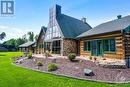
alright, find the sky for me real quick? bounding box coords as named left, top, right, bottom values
left=0, top=0, right=130, bottom=42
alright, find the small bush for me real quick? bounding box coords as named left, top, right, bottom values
left=48, top=63, right=58, bottom=71
left=68, top=53, right=76, bottom=61
left=28, top=52, right=32, bottom=59
left=37, top=61, right=43, bottom=66
left=89, top=56, right=92, bottom=60
left=45, top=50, right=50, bottom=58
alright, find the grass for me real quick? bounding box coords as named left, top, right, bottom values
left=0, top=52, right=130, bottom=87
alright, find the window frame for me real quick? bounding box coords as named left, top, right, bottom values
left=104, top=39, right=116, bottom=53
left=84, top=41, right=91, bottom=52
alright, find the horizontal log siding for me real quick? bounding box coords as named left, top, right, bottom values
left=124, top=32, right=130, bottom=58
left=80, top=31, right=125, bottom=59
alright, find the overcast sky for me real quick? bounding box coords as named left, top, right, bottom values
left=0, top=0, right=130, bottom=42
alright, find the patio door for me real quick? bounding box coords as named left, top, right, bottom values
left=92, top=40, right=103, bottom=56
left=92, top=41, right=97, bottom=56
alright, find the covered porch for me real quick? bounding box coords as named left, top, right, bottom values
left=19, top=41, right=36, bottom=53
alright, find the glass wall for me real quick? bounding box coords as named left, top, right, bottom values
left=45, top=26, right=61, bottom=40
left=45, top=7, right=61, bottom=41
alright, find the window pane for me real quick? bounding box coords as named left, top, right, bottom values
left=84, top=42, right=87, bottom=51
left=87, top=41, right=91, bottom=51
left=110, top=39, right=115, bottom=51
left=84, top=41, right=91, bottom=52
left=104, top=40, right=109, bottom=51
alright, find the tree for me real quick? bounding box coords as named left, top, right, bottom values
left=0, top=32, right=6, bottom=40
left=35, top=35, right=38, bottom=41
left=28, top=32, right=34, bottom=42
left=3, top=38, right=26, bottom=48
left=15, top=38, right=26, bottom=47
left=22, top=34, right=27, bottom=42
left=3, top=39, right=16, bottom=46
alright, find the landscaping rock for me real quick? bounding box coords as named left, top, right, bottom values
left=16, top=57, right=130, bottom=83
left=84, top=69, right=94, bottom=76
left=75, top=66, right=79, bottom=70
left=79, top=60, right=84, bottom=63
left=52, top=58, right=56, bottom=63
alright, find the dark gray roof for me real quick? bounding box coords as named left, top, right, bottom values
left=19, top=41, right=35, bottom=47
left=56, top=14, right=92, bottom=38
left=41, top=26, right=47, bottom=33
left=77, top=15, right=130, bottom=38
left=37, top=26, right=47, bottom=42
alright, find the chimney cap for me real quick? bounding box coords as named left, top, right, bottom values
left=81, top=17, right=86, bottom=23
left=117, top=15, right=122, bottom=19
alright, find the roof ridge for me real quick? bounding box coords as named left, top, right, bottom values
left=77, top=15, right=130, bottom=38
left=93, top=15, right=130, bottom=29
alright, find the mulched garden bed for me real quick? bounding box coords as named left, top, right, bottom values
left=14, top=57, right=130, bottom=83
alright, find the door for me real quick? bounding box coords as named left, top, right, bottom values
left=92, top=40, right=103, bottom=56
left=97, top=40, right=103, bottom=56
left=92, top=41, right=97, bottom=56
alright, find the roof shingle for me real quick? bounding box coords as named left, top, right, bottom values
left=77, top=15, right=130, bottom=38
left=56, top=14, right=92, bottom=38
left=19, top=41, right=35, bottom=47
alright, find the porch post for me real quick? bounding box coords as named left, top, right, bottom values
left=60, top=39, right=64, bottom=56
left=50, top=42, right=53, bottom=52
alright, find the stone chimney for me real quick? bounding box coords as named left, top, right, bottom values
left=81, top=17, right=87, bottom=23
left=117, top=15, right=122, bottom=19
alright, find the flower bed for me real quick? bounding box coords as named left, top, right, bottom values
left=14, top=56, right=130, bottom=83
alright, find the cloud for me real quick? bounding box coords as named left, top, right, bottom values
left=0, top=25, right=9, bottom=29
left=0, top=25, right=38, bottom=43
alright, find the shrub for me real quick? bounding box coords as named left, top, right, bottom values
left=37, top=61, right=43, bottom=66
left=45, top=50, right=52, bottom=58
left=24, top=52, right=28, bottom=57
left=45, top=50, right=49, bottom=58
left=68, top=53, right=76, bottom=61
left=28, top=52, right=32, bottom=59
left=48, top=63, right=58, bottom=71
left=89, top=56, right=92, bottom=60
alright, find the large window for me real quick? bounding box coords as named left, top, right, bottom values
left=52, top=40, right=61, bottom=54
left=104, top=39, right=116, bottom=52
left=84, top=41, right=91, bottom=52
left=45, top=26, right=61, bottom=40
left=46, top=8, right=61, bottom=41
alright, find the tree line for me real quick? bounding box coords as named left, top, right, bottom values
left=0, top=31, right=38, bottom=51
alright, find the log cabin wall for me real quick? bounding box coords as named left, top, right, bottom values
left=80, top=31, right=125, bottom=59
left=124, top=31, right=130, bottom=59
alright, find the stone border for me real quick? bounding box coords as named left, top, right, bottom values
left=10, top=57, right=130, bottom=84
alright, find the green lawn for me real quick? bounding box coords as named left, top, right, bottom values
left=0, top=52, right=130, bottom=87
